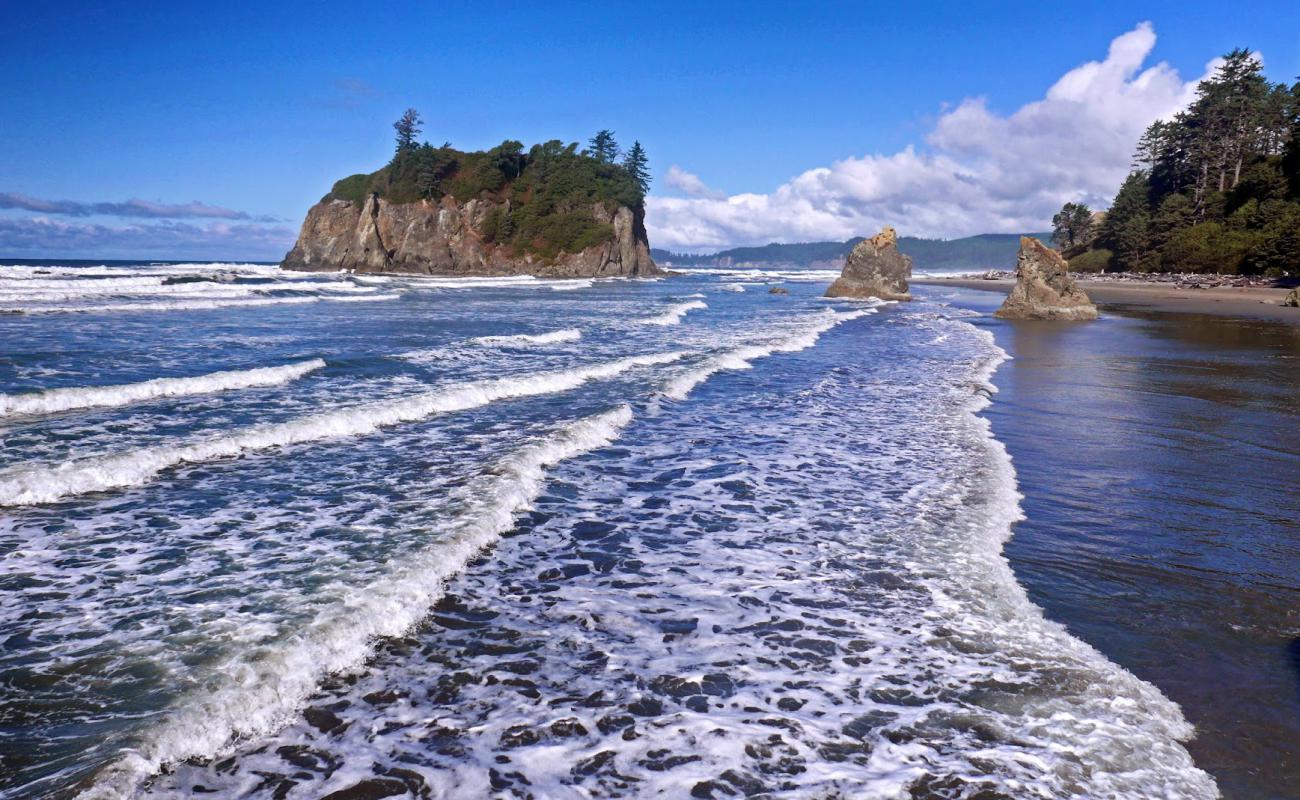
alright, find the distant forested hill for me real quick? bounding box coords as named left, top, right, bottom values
left=652, top=232, right=1050, bottom=272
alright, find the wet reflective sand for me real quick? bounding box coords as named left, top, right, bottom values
left=940, top=287, right=1300, bottom=799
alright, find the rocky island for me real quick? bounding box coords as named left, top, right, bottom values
left=283, top=115, right=658, bottom=278
left=995, top=237, right=1098, bottom=320
left=824, top=226, right=912, bottom=301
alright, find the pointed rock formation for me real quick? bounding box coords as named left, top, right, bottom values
left=824, top=226, right=911, bottom=301
left=995, top=237, right=1098, bottom=320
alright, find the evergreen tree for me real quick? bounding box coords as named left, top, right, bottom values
left=588, top=130, right=620, bottom=163
left=1099, top=172, right=1152, bottom=271
left=622, top=141, right=650, bottom=195
left=393, top=109, right=423, bottom=154
left=1051, top=202, right=1094, bottom=249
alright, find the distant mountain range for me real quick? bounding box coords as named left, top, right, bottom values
left=651, top=233, right=1052, bottom=272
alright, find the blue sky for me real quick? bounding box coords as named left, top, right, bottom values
left=2, top=1, right=1298, bottom=258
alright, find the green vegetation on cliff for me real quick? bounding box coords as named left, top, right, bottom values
left=1069, top=50, right=1300, bottom=275
left=325, top=114, right=650, bottom=260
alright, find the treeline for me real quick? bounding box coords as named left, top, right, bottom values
left=653, top=233, right=1051, bottom=271
left=326, top=110, right=651, bottom=260
left=1065, top=51, right=1300, bottom=275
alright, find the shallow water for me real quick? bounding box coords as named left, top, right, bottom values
left=939, top=287, right=1300, bottom=799
left=1, top=263, right=1219, bottom=798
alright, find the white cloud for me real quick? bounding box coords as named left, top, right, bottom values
left=647, top=22, right=1214, bottom=250
left=663, top=165, right=725, bottom=199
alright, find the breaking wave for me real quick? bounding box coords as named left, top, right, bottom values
left=641, top=299, right=707, bottom=326
left=0, top=359, right=326, bottom=418
left=1, top=293, right=400, bottom=315
left=662, top=308, right=874, bottom=400
left=470, top=329, right=583, bottom=347
left=79, top=406, right=636, bottom=800
left=0, top=351, right=683, bottom=506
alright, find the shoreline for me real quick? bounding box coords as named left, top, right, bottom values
left=917, top=276, right=1299, bottom=322
left=933, top=283, right=1300, bottom=798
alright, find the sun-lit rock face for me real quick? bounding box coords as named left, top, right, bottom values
left=995, top=237, right=1098, bottom=321
left=824, top=226, right=912, bottom=301
left=282, top=195, right=658, bottom=278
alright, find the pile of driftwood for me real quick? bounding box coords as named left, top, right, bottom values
left=968, top=269, right=1280, bottom=289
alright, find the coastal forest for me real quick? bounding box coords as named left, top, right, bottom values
left=1062, top=49, right=1300, bottom=275
left=325, top=110, right=651, bottom=260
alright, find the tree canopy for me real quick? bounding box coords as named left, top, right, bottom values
left=1074, top=50, right=1300, bottom=275
left=1051, top=202, right=1094, bottom=250
left=393, top=108, right=422, bottom=154
left=328, top=121, right=652, bottom=261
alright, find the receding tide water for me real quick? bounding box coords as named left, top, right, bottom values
left=0, top=262, right=1218, bottom=798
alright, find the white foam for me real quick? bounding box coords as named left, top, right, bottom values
left=674, top=267, right=844, bottom=281
left=662, top=309, right=871, bottom=400
left=0, top=359, right=326, bottom=418
left=470, top=329, right=582, bottom=347
left=1, top=293, right=400, bottom=315
left=722, top=283, right=746, bottom=292
left=0, top=351, right=683, bottom=506
left=78, top=406, right=636, bottom=800
left=640, top=300, right=707, bottom=326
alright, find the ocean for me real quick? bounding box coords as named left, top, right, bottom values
left=0, top=261, right=1222, bottom=798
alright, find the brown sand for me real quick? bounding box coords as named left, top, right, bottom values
left=917, top=277, right=1299, bottom=323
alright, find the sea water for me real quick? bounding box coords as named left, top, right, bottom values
left=0, top=263, right=1216, bottom=798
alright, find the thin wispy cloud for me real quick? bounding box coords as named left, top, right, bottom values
left=0, top=217, right=296, bottom=260
left=0, top=192, right=279, bottom=222
left=320, top=77, right=383, bottom=110
left=663, top=166, right=725, bottom=199
left=647, top=22, right=1214, bottom=249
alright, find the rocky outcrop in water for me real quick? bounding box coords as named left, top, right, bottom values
left=995, top=237, right=1098, bottom=321
left=282, top=194, right=658, bottom=278
left=824, top=226, right=911, bottom=301
left=1284, top=287, right=1300, bottom=307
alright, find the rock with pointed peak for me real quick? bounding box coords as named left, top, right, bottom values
left=995, top=237, right=1098, bottom=320
left=824, top=226, right=911, bottom=301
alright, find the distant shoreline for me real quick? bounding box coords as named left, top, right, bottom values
left=917, top=276, right=1300, bottom=323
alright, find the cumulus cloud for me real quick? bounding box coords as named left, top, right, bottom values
left=647, top=22, right=1212, bottom=249
left=0, top=192, right=278, bottom=222
left=0, top=217, right=296, bottom=260
left=663, top=165, right=725, bottom=199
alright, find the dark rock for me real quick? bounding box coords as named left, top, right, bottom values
left=824, top=226, right=911, bottom=301
left=303, top=706, right=346, bottom=735
left=767, top=286, right=790, bottom=295
left=627, top=697, right=664, bottom=716
left=319, top=777, right=408, bottom=800
left=995, top=237, right=1097, bottom=320
left=549, top=717, right=589, bottom=738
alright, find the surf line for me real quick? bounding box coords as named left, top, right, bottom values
left=0, top=360, right=327, bottom=418
left=0, top=350, right=685, bottom=506
left=77, top=405, right=636, bottom=800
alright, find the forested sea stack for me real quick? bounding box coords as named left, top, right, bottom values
left=995, top=237, right=1098, bottom=320
left=824, top=226, right=912, bottom=300
left=283, top=115, right=658, bottom=277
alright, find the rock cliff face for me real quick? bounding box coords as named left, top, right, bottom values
left=824, top=226, right=912, bottom=301
left=995, top=237, right=1098, bottom=320
left=281, top=194, right=659, bottom=278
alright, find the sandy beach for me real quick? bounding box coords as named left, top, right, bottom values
left=918, top=277, right=1300, bottom=322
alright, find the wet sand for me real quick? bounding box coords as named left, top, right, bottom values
left=924, top=284, right=1300, bottom=798
left=918, top=277, right=1299, bottom=322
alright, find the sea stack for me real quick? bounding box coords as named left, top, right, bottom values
left=824, top=226, right=911, bottom=301
left=994, top=237, right=1098, bottom=320
left=282, top=196, right=657, bottom=278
